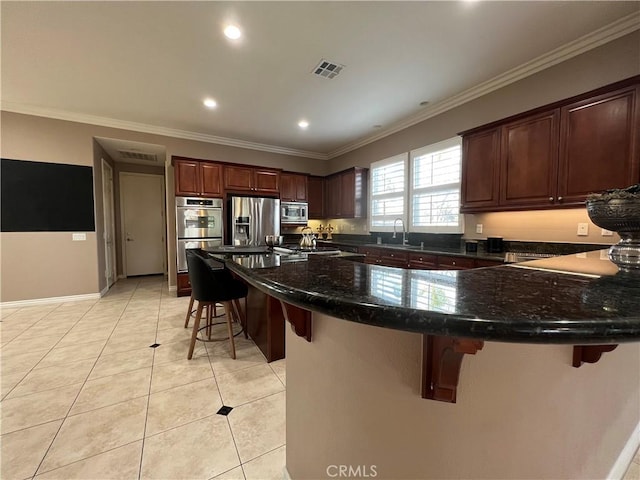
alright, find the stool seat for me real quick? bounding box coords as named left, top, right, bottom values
left=186, top=251, right=248, bottom=360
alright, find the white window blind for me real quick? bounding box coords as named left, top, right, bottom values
left=369, top=153, right=407, bottom=229
left=409, top=138, right=462, bottom=233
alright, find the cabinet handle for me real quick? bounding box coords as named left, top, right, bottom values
left=558, top=196, right=563, bottom=202
left=548, top=197, right=554, bottom=202
left=452, top=261, right=456, bottom=265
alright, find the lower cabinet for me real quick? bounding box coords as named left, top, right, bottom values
left=177, top=272, right=192, bottom=297
left=359, top=246, right=502, bottom=270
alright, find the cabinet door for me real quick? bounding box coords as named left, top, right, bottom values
left=224, top=166, right=253, bottom=192
left=378, top=249, right=409, bottom=268
left=437, top=256, right=475, bottom=270
left=294, top=174, right=308, bottom=201
left=460, top=128, right=501, bottom=212
left=324, top=175, right=341, bottom=217
left=174, top=160, right=201, bottom=196
left=408, top=252, right=438, bottom=270
left=308, top=176, right=324, bottom=218
left=254, top=169, right=280, bottom=194
left=558, top=86, right=639, bottom=205
left=280, top=173, right=296, bottom=201
left=500, top=110, right=559, bottom=208
left=340, top=170, right=355, bottom=217
left=200, top=163, right=223, bottom=197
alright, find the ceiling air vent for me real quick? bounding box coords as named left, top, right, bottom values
left=312, top=59, right=345, bottom=79
left=118, top=150, right=157, bottom=162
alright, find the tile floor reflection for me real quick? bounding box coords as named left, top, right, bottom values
left=1, top=276, right=286, bottom=480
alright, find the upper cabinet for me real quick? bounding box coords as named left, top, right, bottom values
left=174, top=158, right=223, bottom=197
left=280, top=173, right=308, bottom=202
left=460, top=77, right=639, bottom=213
left=308, top=175, right=324, bottom=219
left=224, top=166, right=280, bottom=195
left=558, top=85, right=639, bottom=205
left=324, top=167, right=368, bottom=219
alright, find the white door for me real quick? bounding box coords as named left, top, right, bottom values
left=120, top=173, right=165, bottom=276
left=102, top=159, right=117, bottom=287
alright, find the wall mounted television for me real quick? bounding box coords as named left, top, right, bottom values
left=1, top=158, right=95, bottom=232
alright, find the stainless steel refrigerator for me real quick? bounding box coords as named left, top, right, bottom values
left=228, top=196, right=280, bottom=246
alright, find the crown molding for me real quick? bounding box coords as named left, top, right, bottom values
left=327, top=11, right=640, bottom=159
left=0, top=102, right=329, bottom=161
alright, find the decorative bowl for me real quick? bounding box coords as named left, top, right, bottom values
left=586, top=184, right=640, bottom=271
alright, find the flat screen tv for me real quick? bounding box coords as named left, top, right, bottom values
left=1, top=158, right=95, bottom=232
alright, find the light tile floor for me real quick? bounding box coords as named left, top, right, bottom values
left=1, top=276, right=286, bottom=480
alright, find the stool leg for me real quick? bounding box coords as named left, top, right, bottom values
left=184, top=293, right=195, bottom=328
left=232, top=298, right=246, bottom=338
left=207, top=304, right=213, bottom=340
left=188, top=303, right=204, bottom=360
left=223, top=301, right=236, bottom=359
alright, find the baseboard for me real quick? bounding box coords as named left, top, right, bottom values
left=118, top=274, right=127, bottom=279
left=100, top=285, right=109, bottom=297
left=608, top=421, right=640, bottom=479
left=168, top=285, right=177, bottom=292
left=1, top=292, right=101, bottom=309
left=283, top=466, right=292, bottom=480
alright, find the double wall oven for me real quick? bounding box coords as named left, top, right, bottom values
left=176, top=197, right=223, bottom=273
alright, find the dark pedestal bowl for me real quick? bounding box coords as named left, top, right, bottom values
left=586, top=198, right=640, bottom=271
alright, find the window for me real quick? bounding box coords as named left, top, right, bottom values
left=368, top=137, right=463, bottom=234
left=410, top=137, right=462, bottom=233
left=369, top=153, right=407, bottom=229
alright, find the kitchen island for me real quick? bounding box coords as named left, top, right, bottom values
left=211, top=250, right=640, bottom=479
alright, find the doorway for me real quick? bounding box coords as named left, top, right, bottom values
left=102, top=159, right=117, bottom=287
left=120, top=172, right=166, bottom=276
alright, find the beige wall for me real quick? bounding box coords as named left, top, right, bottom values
left=0, top=112, right=322, bottom=302
left=329, top=31, right=640, bottom=173
left=2, top=31, right=638, bottom=301
left=287, top=314, right=640, bottom=479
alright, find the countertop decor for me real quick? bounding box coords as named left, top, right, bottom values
left=587, top=183, right=640, bottom=271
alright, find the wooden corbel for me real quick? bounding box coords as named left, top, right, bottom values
left=422, top=335, right=484, bottom=403
left=572, top=345, right=618, bottom=367
left=279, top=300, right=312, bottom=342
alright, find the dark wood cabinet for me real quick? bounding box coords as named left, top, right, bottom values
left=461, top=76, right=640, bottom=212
left=558, top=85, right=639, bottom=205
left=408, top=252, right=438, bottom=270
left=224, top=166, right=280, bottom=195
left=460, top=129, right=500, bottom=212
left=308, top=176, right=325, bottom=219
left=280, top=173, right=308, bottom=202
left=500, top=110, right=559, bottom=208
left=437, top=256, right=476, bottom=270
left=176, top=272, right=192, bottom=297
left=324, top=168, right=368, bottom=219
left=174, top=158, right=223, bottom=197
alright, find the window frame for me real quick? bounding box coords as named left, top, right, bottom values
left=408, top=137, right=464, bottom=234
left=368, top=152, right=408, bottom=233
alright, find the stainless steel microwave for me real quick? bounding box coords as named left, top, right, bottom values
left=281, top=201, right=308, bottom=225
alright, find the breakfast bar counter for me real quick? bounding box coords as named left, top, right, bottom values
left=212, top=249, right=640, bottom=345
left=209, top=249, right=640, bottom=480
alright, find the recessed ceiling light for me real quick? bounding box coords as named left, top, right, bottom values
left=298, top=120, right=309, bottom=129
left=420, top=101, right=430, bottom=106
left=203, top=98, right=217, bottom=108
left=224, top=25, right=242, bottom=40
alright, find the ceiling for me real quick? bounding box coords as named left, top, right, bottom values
left=2, top=2, right=639, bottom=160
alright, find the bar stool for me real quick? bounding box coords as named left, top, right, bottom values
left=183, top=251, right=223, bottom=331
left=186, top=253, right=248, bottom=360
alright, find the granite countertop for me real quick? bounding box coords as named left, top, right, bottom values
left=317, top=239, right=507, bottom=262
left=211, top=249, right=640, bottom=344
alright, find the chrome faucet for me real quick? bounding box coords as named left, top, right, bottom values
left=393, top=218, right=408, bottom=245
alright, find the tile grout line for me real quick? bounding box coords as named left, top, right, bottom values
left=137, top=279, right=168, bottom=480
left=29, top=281, right=141, bottom=479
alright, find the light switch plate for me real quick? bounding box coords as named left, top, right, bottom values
left=475, top=224, right=483, bottom=234
left=577, top=223, right=589, bottom=236
left=72, top=233, right=86, bottom=241
left=601, top=228, right=613, bottom=237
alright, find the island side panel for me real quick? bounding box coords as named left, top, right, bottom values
left=245, top=282, right=285, bottom=362
left=286, top=312, right=640, bottom=480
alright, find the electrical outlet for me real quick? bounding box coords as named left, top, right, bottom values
left=72, top=233, right=86, bottom=241
left=577, top=223, right=589, bottom=236
left=601, top=228, right=613, bottom=237
left=475, top=224, right=483, bottom=234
